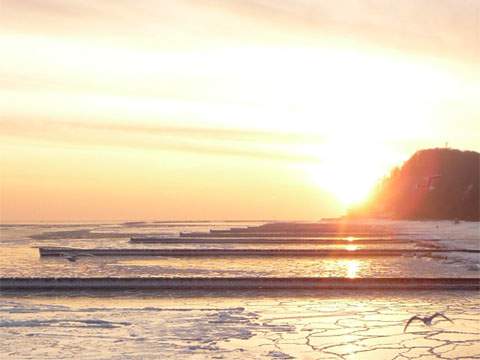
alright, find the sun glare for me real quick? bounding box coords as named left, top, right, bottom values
left=308, top=167, right=376, bottom=207
left=306, top=140, right=395, bottom=207
left=337, top=260, right=360, bottom=278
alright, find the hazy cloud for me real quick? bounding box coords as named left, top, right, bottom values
left=2, top=0, right=478, bottom=61
left=0, top=119, right=323, bottom=163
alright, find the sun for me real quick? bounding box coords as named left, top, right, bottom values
left=328, top=171, right=375, bottom=206
left=305, top=140, right=394, bottom=207
left=311, top=164, right=377, bottom=207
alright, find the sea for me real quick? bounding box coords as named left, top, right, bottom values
left=1, top=220, right=479, bottom=359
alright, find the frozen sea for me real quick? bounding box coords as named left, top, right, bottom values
left=1, top=220, right=479, bottom=359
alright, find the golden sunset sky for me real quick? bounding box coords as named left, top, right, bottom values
left=1, top=0, right=479, bottom=221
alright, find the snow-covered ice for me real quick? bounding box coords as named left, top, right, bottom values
left=0, top=291, right=479, bottom=359
left=0, top=220, right=479, bottom=359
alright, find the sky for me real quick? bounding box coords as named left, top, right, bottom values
left=1, top=0, right=479, bottom=221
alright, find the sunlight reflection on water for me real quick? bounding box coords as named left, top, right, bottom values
left=346, top=260, right=360, bottom=278
left=0, top=222, right=477, bottom=278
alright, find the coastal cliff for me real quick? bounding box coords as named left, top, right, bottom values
left=350, top=148, right=480, bottom=221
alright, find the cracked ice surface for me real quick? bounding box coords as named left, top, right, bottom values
left=1, top=290, right=479, bottom=359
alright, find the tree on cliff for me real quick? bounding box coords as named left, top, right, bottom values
left=350, top=148, right=480, bottom=221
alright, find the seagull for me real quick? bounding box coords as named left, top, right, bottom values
left=60, top=253, right=94, bottom=262
left=404, top=312, right=453, bottom=332
left=60, top=253, right=78, bottom=262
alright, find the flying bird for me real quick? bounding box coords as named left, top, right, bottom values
left=60, top=253, right=94, bottom=262
left=404, top=312, right=453, bottom=332
left=60, top=253, right=78, bottom=262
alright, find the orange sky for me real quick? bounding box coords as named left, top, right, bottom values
left=1, top=0, right=479, bottom=221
